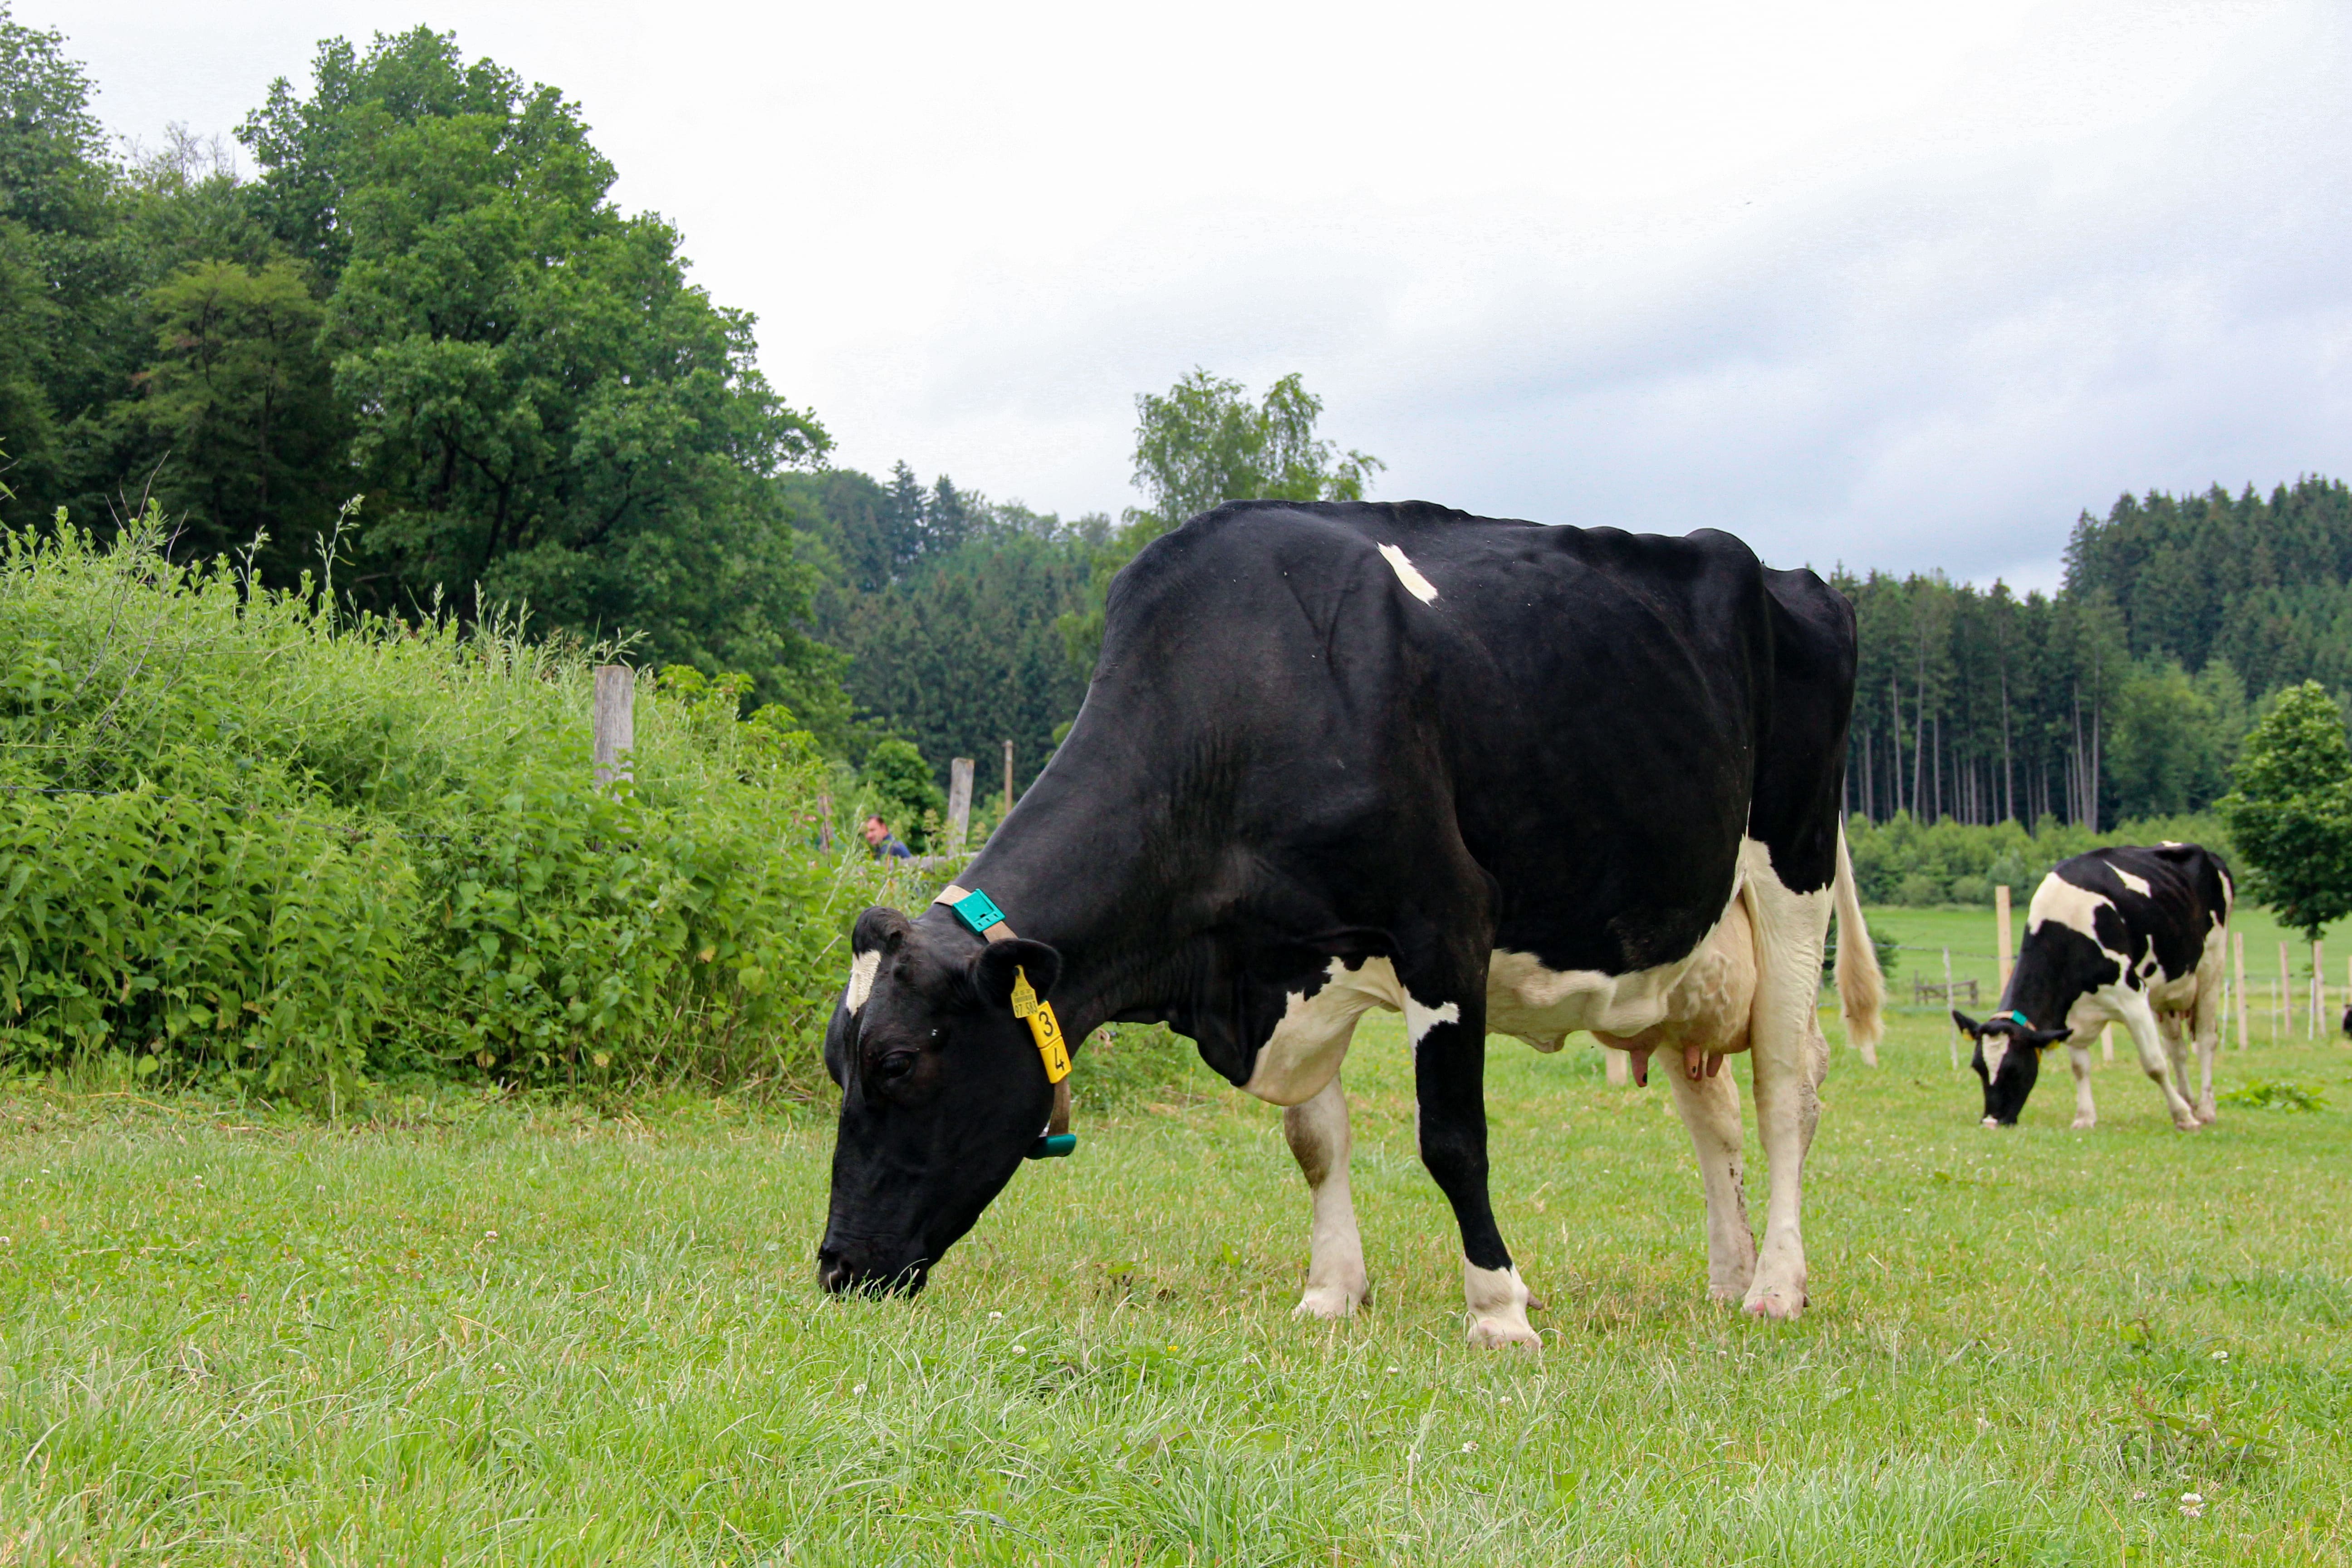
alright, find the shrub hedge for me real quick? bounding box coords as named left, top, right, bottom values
left=0, top=512, right=903, bottom=1102
left=1843, top=809, right=2230, bottom=907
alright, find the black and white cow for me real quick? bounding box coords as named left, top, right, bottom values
left=818, top=500, right=1882, bottom=1341
left=1955, top=844, right=2232, bottom=1132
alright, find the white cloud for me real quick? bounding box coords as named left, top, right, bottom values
left=36, top=0, right=2352, bottom=587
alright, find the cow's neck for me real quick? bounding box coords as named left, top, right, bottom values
left=948, top=740, right=1204, bottom=1045
left=1999, top=952, right=2082, bottom=1030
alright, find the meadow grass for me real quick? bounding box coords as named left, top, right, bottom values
left=0, top=1009, right=2346, bottom=1565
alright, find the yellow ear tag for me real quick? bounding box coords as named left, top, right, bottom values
left=1012, top=965, right=1070, bottom=1084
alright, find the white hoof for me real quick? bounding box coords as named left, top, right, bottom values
left=2071, top=1114, right=2097, bottom=1131
left=1742, top=1276, right=1807, bottom=1320
left=2172, top=1115, right=2204, bottom=1133
left=1292, top=1279, right=1367, bottom=1320
left=1466, top=1314, right=1543, bottom=1349
left=1980, top=1117, right=2001, bottom=1130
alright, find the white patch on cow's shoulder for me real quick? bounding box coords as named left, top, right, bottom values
left=844, top=950, right=881, bottom=1014
left=1377, top=543, right=1439, bottom=604
left=2113, top=867, right=2152, bottom=897
left=2028, top=872, right=2113, bottom=941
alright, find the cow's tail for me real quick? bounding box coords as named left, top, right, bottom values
left=1833, top=823, right=1884, bottom=1066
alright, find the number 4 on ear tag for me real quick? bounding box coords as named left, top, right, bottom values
left=1012, top=965, right=1070, bottom=1083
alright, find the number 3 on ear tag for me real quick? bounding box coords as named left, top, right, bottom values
left=1012, top=965, right=1070, bottom=1083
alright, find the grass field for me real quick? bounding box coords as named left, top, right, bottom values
left=1865, top=903, right=2351, bottom=1043
left=1, top=1008, right=2347, bottom=1565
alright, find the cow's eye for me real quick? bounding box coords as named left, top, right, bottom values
left=874, top=1051, right=917, bottom=1083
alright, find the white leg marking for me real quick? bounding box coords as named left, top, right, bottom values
left=2067, top=1042, right=2097, bottom=1130
left=1735, top=840, right=1830, bottom=1321
left=844, top=950, right=880, bottom=1014
left=1667, top=1062, right=1755, bottom=1301
left=1462, top=1259, right=1540, bottom=1348
left=1403, top=996, right=1460, bottom=1054
left=1283, top=1074, right=1368, bottom=1320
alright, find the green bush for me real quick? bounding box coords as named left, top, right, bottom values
left=0, top=511, right=889, bottom=1101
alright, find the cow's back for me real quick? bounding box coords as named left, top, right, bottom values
left=1092, top=502, right=1854, bottom=980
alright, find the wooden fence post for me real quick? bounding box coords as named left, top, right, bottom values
left=1994, top=884, right=2013, bottom=997
left=1003, top=740, right=1014, bottom=819
left=1605, top=1049, right=1630, bottom=1087
left=2313, top=941, right=2326, bottom=1040
left=1943, top=947, right=1959, bottom=1069
left=593, top=665, right=633, bottom=790
left=947, top=758, right=974, bottom=854
left=2233, top=931, right=2248, bottom=1051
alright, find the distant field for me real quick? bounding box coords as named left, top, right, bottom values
left=1, top=1008, right=2347, bottom=1564
left=1864, top=903, right=2351, bottom=1039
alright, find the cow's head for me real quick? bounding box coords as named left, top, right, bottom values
left=817, top=906, right=1062, bottom=1297
left=1953, top=1009, right=2070, bottom=1127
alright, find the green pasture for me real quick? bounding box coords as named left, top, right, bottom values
left=1865, top=904, right=2352, bottom=1037
left=1, top=1009, right=2347, bottom=1565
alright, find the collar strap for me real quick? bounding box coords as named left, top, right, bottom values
left=934, top=884, right=1073, bottom=1157
left=1999, top=1009, right=2031, bottom=1028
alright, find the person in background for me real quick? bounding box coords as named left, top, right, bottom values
left=862, top=814, right=914, bottom=860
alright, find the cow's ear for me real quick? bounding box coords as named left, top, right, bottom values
left=970, top=939, right=1062, bottom=1012
left=2028, top=1026, right=2071, bottom=1049
left=852, top=906, right=913, bottom=956
left=1951, top=1010, right=1982, bottom=1038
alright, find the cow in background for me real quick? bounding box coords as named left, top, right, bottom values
left=1955, top=844, right=2231, bottom=1131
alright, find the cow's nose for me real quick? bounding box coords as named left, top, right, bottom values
left=817, top=1250, right=854, bottom=1295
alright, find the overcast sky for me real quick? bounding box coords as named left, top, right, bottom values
left=32, top=0, right=2352, bottom=588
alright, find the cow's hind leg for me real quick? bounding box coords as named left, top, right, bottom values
left=1738, top=842, right=1833, bottom=1321
left=2119, top=997, right=2200, bottom=1131
left=2066, top=1041, right=2097, bottom=1130
left=1284, top=1073, right=1369, bottom=1319
left=2192, top=995, right=2220, bottom=1125
left=1666, top=1061, right=1755, bottom=1300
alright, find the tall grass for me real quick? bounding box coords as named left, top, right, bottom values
left=0, top=509, right=902, bottom=1101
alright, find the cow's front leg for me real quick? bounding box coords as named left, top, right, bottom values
left=1666, top=1059, right=1755, bottom=1300
left=1409, top=988, right=1537, bottom=1348
left=2066, top=1041, right=2097, bottom=1129
left=1283, top=1073, right=1368, bottom=1319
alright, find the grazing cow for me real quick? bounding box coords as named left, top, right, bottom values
left=1955, top=844, right=2232, bottom=1132
left=818, top=500, right=1880, bottom=1342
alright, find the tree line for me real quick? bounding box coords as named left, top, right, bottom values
left=1840, top=476, right=2352, bottom=832
left=6, top=11, right=2349, bottom=866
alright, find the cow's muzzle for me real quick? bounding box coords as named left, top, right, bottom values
left=816, top=1246, right=930, bottom=1298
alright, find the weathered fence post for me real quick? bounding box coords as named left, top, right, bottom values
left=1943, top=947, right=1959, bottom=1069
left=2277, top=943, right=2290, bottom=1040
left=1994, top=884, right=2013, bottom=996
left=2313, top=941, right=2326, bottom=1039
left=593, top=664, right=633, bottom=790
left=947, top=758, right=974, bottom=854
left=1604, top=1049, right=1630, bottom=1087
left=2233, top=931, right=2248, bottom=1051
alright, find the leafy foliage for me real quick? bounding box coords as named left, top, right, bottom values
left=858, top=737, right=946, bottom=850
left=1058, top=369, right=1382, bottom=676
left=0, top=514, right=883, bottom=1100
left=2215, top=681, right=2352, bottom=940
